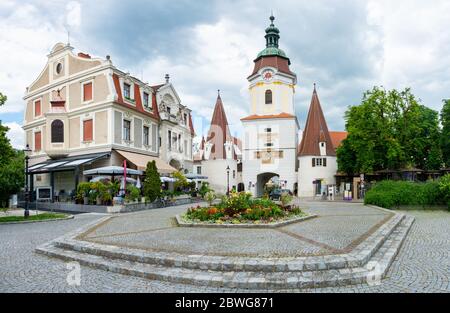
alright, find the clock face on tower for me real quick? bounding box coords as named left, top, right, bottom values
left=262, top=70, right=274, bottom=82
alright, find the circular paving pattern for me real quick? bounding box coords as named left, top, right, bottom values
left=0, top=202, right=448, bottom=293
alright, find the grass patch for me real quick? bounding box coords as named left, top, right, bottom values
left=0, top=212, right=69, bottom=223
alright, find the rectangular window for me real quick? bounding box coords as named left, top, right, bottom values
left=233, top=170, right=236, bottom=179
left=83, top=119, right=93, bottom=142
left=265, top=142, right=273, bottom=147
left=143, top=92, right=149, bottom=108
left=143, top=126, right=149, bottom=146
left=34, top=131, right=42, bottom=151
left=123, top=83, right=131, bottom=99
left=183, top=113, right=187, bottom=124
left=83, top=82, right=93, bottom=102
left=123, top=120, right=131, bottom=141
left=168, top=130, right=172, bottom=150
left=34, top=100, right=41, bottom=117
left=312, top=157, right=326, bottom=167
left=197, top=166, right=201, bottom=175
left=265, top=128, right=272, bottom=133
left=167, top=106, right=171, bottom=115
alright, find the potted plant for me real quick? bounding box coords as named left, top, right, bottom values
left=76, top=182, right=91, bottom=205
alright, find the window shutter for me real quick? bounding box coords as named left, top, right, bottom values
left=35, top=100, right=41, bottom=116
left=83, top=119, right=93, bottom=141
left=312, top=158, right=315, bottom=167
left=34, top=132, right=41, bottom=151
left=83, top=82, right=93, bottom=101
left=323, top=158, right=327, bottom=167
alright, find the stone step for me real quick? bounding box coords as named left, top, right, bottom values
left=35, top=216, right=414, bottom=289
left=49, top=213, right=406, bottom=273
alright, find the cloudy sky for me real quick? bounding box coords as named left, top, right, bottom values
left=1, top=0, right=450, bottom=149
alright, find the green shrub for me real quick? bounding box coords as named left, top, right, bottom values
left=198, top=182, right=211, bottom=197
left=125, top=185, right=140, bottom=202
left=438, top=174, right=450, bottom=208
left=204, top=191, right=216, bottom=206
left=364, top=179, right=447, bottom=209
left=280, top=192, right=293, bottom=207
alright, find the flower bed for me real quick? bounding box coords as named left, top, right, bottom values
left=183, top=192, right=307, bottom=225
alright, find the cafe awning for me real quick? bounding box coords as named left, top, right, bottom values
left=115, top=150, right=176, bottom=174
left=28, top=152, right=110, bottom=174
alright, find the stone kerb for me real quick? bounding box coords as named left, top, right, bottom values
left=175, top=213, right=318, bottom=229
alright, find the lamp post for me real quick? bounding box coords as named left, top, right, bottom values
left=226, top=165, right=230, bottom=196
left=23, top=144, right=32, bottom=218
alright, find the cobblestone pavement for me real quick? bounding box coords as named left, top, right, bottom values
left=0, top=207, right=449, bottom=292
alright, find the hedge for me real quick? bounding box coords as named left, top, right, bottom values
left=364, top=176, right=450, bottom=210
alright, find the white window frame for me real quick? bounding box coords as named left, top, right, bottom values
left=142, top=90, right=152, bottom=111
left=122, top=118, right=132, bottom=142
left=122, top=80, right=135, bottom=105
left=143, top=125, right=150, bottom=147
left=81, top=79, right=94, bottom=104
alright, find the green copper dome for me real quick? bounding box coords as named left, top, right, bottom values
left=256, top=15, right=289, bottom=60
left=257, top=47, right=287, bottom=58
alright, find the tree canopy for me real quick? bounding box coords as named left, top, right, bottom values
left=337, top=87, right=443, bottom=174
left=0, top=92, right=25, bottom=207
left=441, top=99, right=450, bottom=167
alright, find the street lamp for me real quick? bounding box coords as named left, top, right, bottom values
left=226, top=165, right=230, bottom=196
left=23, top=144, right=32, bottom=218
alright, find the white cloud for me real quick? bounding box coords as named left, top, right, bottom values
left=4, top=122, right=24, bottom=149
left=0, top=3, right=69, bottom=115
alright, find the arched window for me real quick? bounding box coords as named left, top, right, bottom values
left=51, top=119, right=64, bottom=143
left=265, top=90, right=272, bottom=104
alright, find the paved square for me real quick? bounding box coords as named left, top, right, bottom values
left=0, top=202, right=448, bottom=292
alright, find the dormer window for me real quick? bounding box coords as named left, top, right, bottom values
left=265, top=90, right=272, bottom=104
left=123, top=83, right=131, bottom=100
left=143, top=92, right=149, bottom=108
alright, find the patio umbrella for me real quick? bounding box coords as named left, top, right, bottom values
left=89, top=176, right=111, bottom=183
left=160, top=176, right=177, bottom=183
left=136, top=176, right=141, bottom=188
left=83, top=166, right=143, bottom=176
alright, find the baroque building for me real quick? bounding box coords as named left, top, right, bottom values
left=22, top=43, right=195, bottom=199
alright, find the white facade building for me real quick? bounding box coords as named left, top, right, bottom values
left=193, top=92, right=242, bottom=194
left=241, top=15, right=299, bottom=197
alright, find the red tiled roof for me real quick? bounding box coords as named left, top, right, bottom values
left=200, top=136, right=205, bottom=150
left=112, top=73, right=160, bottom=121
left=241, top=112, right=295, bottom=121
left=298, top=87, right=335, bottom=156
left=206, top=93, right=234, bottom=160
left=249, top=55, right=294, bottom=78
left=329, top=131, right=348, bottom=149
left=188, top=112, right=195, bottom=136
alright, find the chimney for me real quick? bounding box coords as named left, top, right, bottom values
left=165, top=74, right=170, bottom=84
